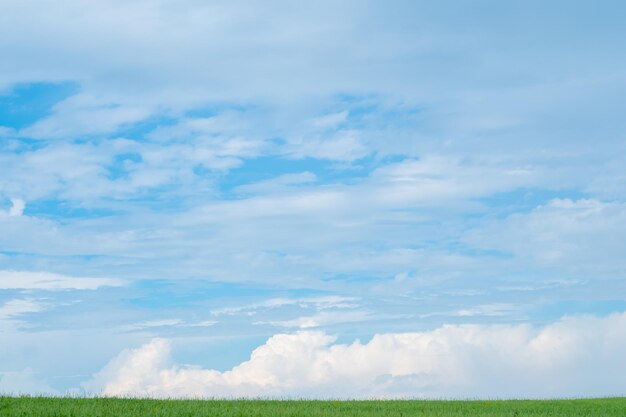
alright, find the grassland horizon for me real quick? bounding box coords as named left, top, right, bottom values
left=2, top=396, right=626, bottom=416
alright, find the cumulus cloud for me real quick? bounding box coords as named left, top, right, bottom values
left=85, top=313, right=626, bottom=399
left=0, top=270, right=125, bottom=290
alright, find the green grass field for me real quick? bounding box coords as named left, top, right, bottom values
left=1, top=397, right=625, bottom=417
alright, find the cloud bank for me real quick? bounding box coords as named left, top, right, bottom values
left=84, top=313, right=626, bottom=399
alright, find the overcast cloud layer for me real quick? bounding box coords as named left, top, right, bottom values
left=1, top=0, right=625, bottom=397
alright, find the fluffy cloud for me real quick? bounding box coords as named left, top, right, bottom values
left=85, top=313, right=626, bottom=399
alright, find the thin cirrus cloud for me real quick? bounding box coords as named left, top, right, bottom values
left=0, top=270, right=125, bottom=290
left=84, top=313, right=626, bottom=399
left=126, top=319, right=218, bottom=331
left=0, top=299, right=43, bottom=321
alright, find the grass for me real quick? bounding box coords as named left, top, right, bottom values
left=1, top=397, right=626, bottom=417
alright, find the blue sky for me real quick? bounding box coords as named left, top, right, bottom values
left=1, top=0, right=626, bottom=398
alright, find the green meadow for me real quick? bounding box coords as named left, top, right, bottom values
left=1, top=397, right=625, bottom=417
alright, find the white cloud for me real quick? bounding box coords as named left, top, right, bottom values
left=127, top=319, right=217, bottom=331
left=369, top=156, right=537, bottom=204
left=465, top=199, right=626, bottom=275
left=0, top=298, right=49, bottom=332
left=0, top=134, right=252, bottom=202
left=210, top=296, right=359, bottom=317
left=259, top=310, right=370, bottom=329
left=130, top=319, right=184, bottom=329
left=85, top=313, right=626, bottom=399
left=19, top=94, right=151, bottom=139
left=0, top=368, right=57, bottom=395
left=455, top=303, right=522, bottom=318
left=286, top=130, right=369, bottom=162
left=183, top=320, right=218, bottom=328
left=8, top=198, right=25, bottom=216
left=0, top=1, right=445, bottom=106
left=0, top=152, right=547, bottom=286
left=311, top=111, right=349, bottom=129
left=0, top=299, right=43, bottom=320
left=0, top=270, right=125, bottom=290
left=234, top=172, right=317, bottom=195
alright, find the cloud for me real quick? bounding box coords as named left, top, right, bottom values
left=130, top=319, right=184, bottom=329
left=286, top=130, right=369, bottom=162
left=0, top=299, right=43, bottom=320
left=127, top=319, right=217, bottom=331
left=465, top=199, right=626, bottom=276
left=311, top=111, right=349, bottom=129
left=234, top=172, right=317, bottom=196
left=0, top=298, right=46, bottom=332
left=455, top=303, right=522, bottom=318
left=0, top=134, right=253, bottom=202
left=0, top=368, right=57, bottom=395
left=0, top=270, right=125, bottom=290
left=85, top=313, right=626, bottom=399
left=19, top=93, right=151, bottom=139
left=258, top=310, right=370, bottom=329
left=8, top=198, right=25, bottom=216
left=210, top=296, right=360, bottom=317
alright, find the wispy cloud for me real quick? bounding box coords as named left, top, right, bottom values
left=257, top=310, right=371, bottom=329
left=0, top=299, right=43, bottom=320
left=210, top=296, right=360, bottom=317
left=0, top=271, right=125, bottom=291
left=126, top=319, right=217, bottom=331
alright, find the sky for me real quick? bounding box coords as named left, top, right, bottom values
left=1, top=0, right=626, bottom=399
